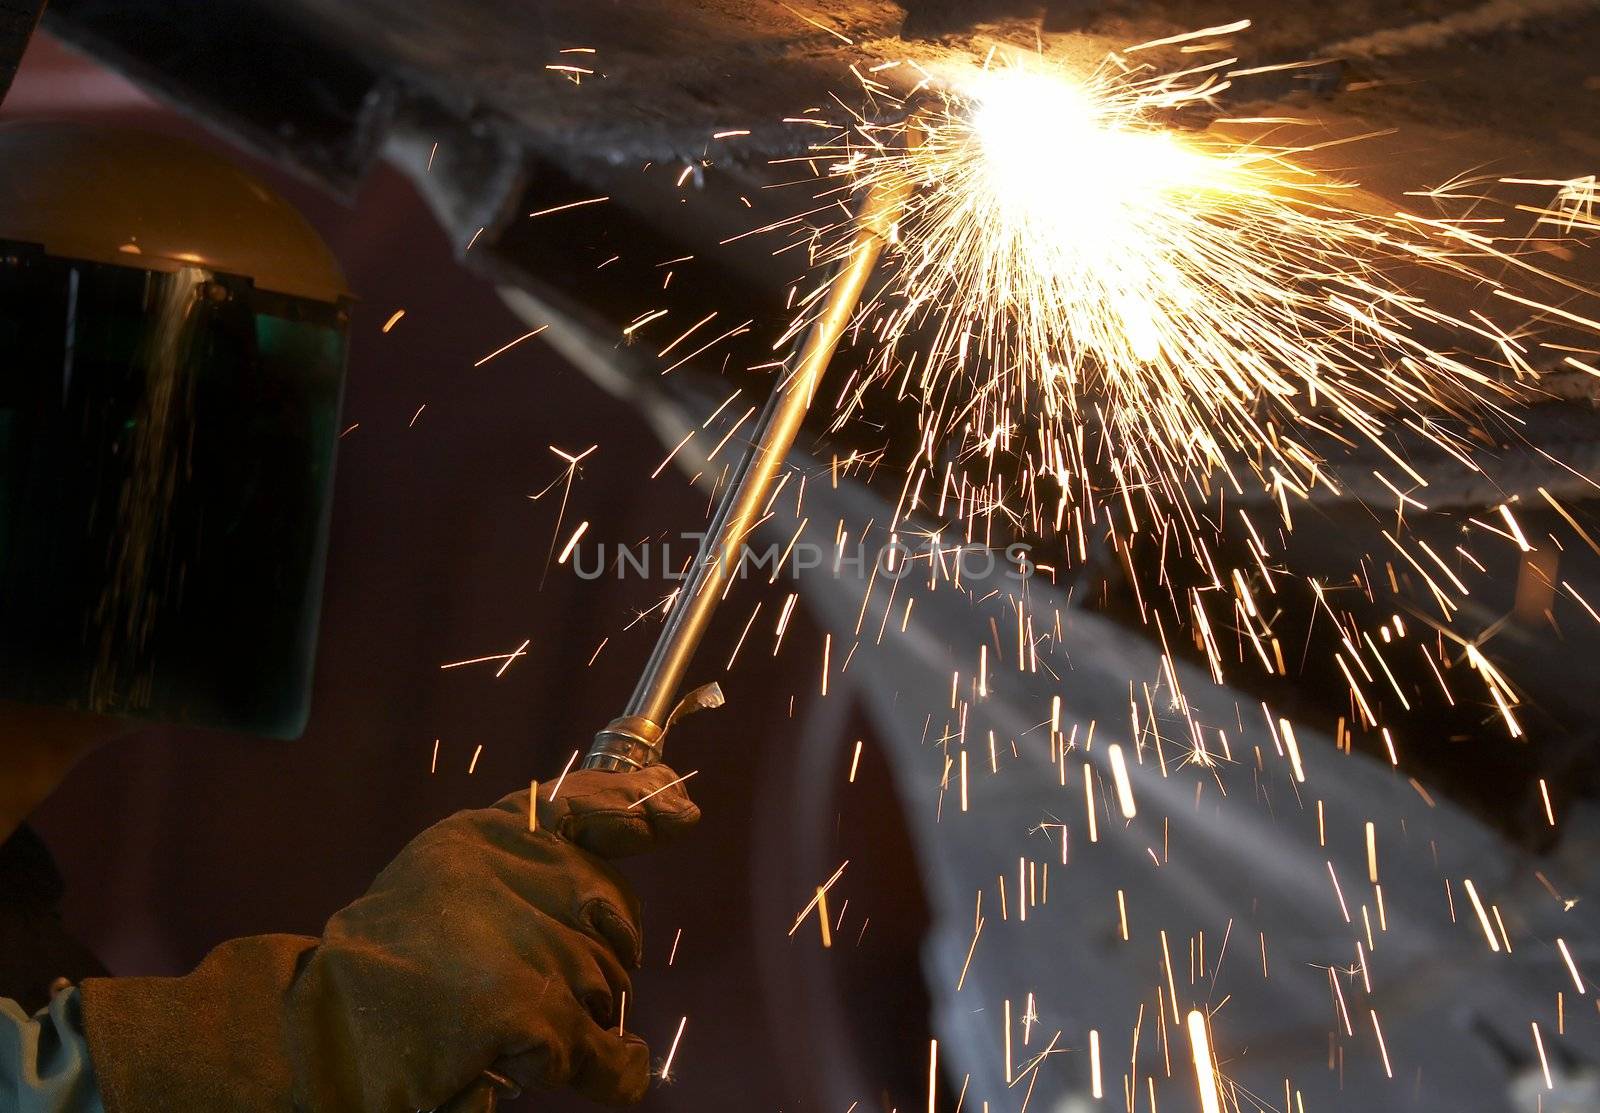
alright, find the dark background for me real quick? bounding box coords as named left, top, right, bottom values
left=6, top=31, right=934, bottom=1112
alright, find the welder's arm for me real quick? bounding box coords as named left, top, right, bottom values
left=1, top=987, right=104, bottom=1112
left=77, top=766, right=699, bottom=1113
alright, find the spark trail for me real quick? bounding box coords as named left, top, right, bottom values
left=784, top=41, right=1600, bottom=739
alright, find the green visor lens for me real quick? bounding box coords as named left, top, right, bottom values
left=0, top=243, right=348, bottom=738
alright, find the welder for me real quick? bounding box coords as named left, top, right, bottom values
left=0, top=120, right=700, bottom=1111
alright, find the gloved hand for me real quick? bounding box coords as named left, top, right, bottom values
left=79, top=763, right=700, bottom=1113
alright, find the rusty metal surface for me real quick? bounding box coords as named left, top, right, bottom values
left=42, top=1, right=1600, bottom=378
left=47, top=0, right=1600, bottom=229
left=279, top=0, right=913, bottom=164
left=185, top=0, right=1600, bottom=165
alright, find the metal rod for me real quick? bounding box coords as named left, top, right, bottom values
left=583, top=169, right=911, bottom=772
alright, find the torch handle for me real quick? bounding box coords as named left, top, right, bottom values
left=436, top=181, right=910, bottom=1105
left=583, top=171, right=911, bottom=773
left=436, top=1079, right=498, bottom=1113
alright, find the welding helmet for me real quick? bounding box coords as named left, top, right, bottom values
left=0, top=122, right=350, bottom=738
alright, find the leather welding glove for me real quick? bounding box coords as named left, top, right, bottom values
left=78, top=763, right=700, bottom=1113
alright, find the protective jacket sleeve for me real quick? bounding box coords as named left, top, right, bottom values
left=78, top=764, right=700, bottom=1113
left=1, top=985, right=106, bottom=1113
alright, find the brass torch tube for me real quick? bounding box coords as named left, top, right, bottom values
left=583, top=171, right=910, bottom=772
left=450, top=131, right=919, bottom=1113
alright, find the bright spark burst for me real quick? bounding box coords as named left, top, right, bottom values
left=794, top=45, right=1600, bottom=739
left=544, top=26, right=1600, bottom=1107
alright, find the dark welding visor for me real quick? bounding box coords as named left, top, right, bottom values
left=0, top=121, right=352, bottom=739
left=0, top=249, right=348, bottom=737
